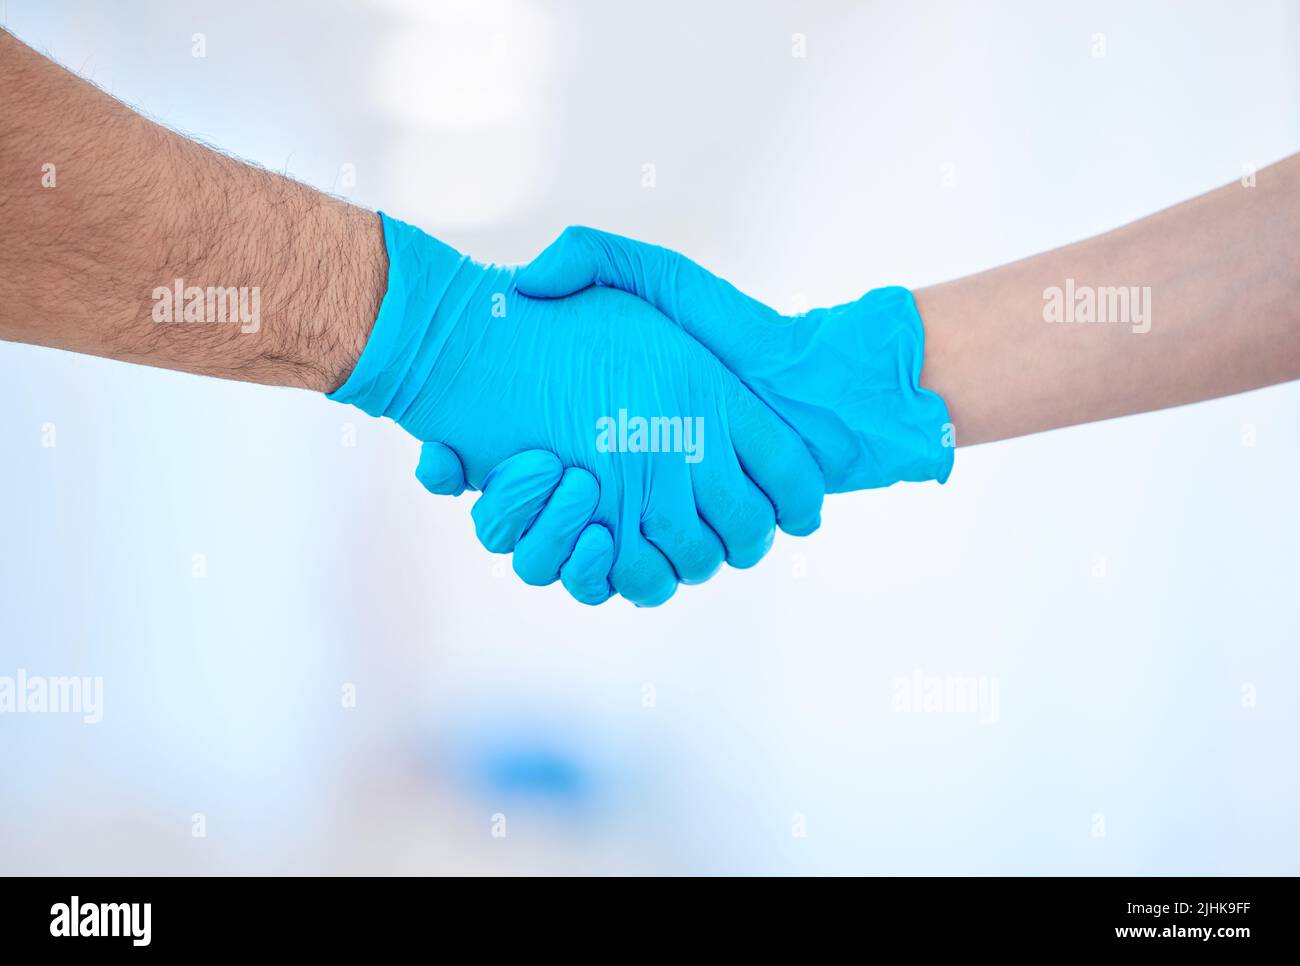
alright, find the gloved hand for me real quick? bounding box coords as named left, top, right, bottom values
left=513, top=226, right=955, bottom=491
left=328, top=214, right=825, bottom=606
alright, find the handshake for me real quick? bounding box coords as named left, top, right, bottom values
left=330, top=216, right=954, bottom=606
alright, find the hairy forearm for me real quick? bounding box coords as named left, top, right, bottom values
left=916, top=154, right=1300, bottom=445
left=0, top=28, right=384, bottom=391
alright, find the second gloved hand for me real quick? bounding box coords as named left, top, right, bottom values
left=515, top=227, right=954, bottom=491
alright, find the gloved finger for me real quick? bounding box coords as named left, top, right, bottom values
left=721, top=377, right=825, bottom=537
left=470, top=451, right=563, bottom=554
left=641, top=512, right=725, bottom=585
left=638, top=470, right=726, bottom=585
left=560, top=523, right=615, bottom=605
left=610, top=530, right=679, bottom=607
left=515, top=226, right=781, bottom=367
left=689, top=447, right=777, bottom=570
left=415, top=441, right=468, bottom=497
left=513, top=468, right=600, bottom=586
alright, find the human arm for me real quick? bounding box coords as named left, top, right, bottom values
left=0, top=27, right=382, bottom=390
left=915, top=154, right=1300, bottom=444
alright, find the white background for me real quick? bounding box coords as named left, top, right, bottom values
left=1, top=0, right=1296, bottom=873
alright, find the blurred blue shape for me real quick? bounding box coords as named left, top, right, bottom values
left=434, top=714, right=611, bottom=812
left=478, top=741, right=588, bottom=801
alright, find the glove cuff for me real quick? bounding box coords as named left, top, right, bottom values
left=890, top=286, right=955, bottom=485
left=326, top=212, right=476, bottom=420
left=824, top=286, right=954, bottom=489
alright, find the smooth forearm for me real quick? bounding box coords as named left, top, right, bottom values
left=0, top=28, right=383, bottom=391
left=916, top=154, right=1300, bottom=445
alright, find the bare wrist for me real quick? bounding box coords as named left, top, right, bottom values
left=306, top=203, right=386, bottom=393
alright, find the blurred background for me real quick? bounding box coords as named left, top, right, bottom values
left=1, top=0, right=1297, bottom=874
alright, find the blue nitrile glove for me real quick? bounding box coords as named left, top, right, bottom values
left=328, top=213, right=825, bottom=606
left=513, top=227, right=954, bottom=491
